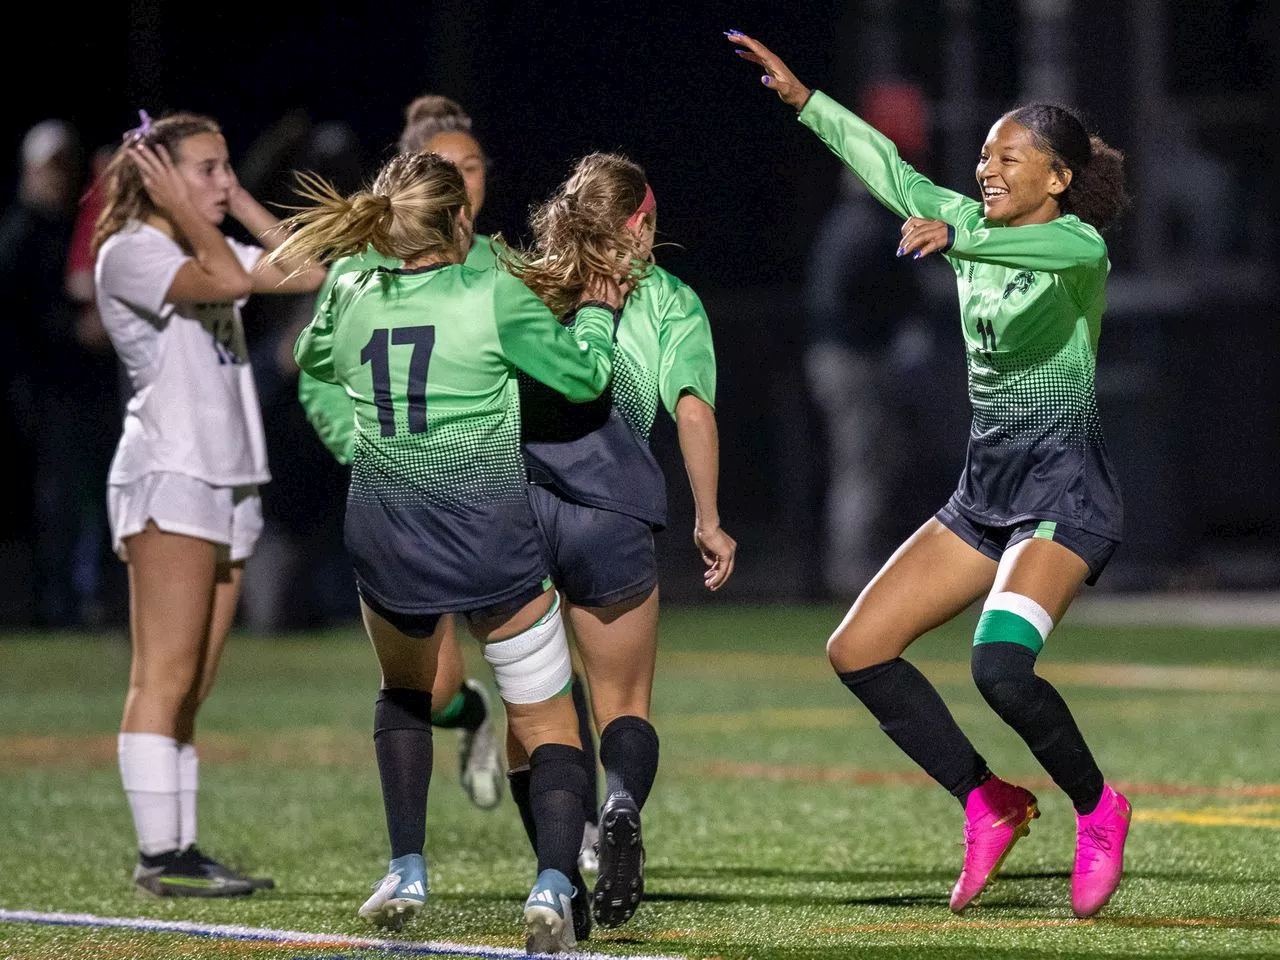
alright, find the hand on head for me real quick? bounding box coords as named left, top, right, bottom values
left=128, top=143, right=191, bottom=214
left=724, top=30, right=812, bottom=111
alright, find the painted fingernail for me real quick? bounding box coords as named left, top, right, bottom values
left=912, top=250, right=922, bottom=259
left=762, top=76, right=771, bottom=85
left=896, top=247, right=904, bottom=257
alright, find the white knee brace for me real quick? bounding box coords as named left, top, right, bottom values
left=481, top=593, right=572, bottom=704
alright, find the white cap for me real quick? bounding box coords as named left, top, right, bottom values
left=21, top=119, right=78, bottom=168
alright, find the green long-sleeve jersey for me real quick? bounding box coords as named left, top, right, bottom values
left=298, top=235, right=498, bottom=465
left=799, top=91, right=1122, bottom=538
left=294, top=260, right=616, bottom=613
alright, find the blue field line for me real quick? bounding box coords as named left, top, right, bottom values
left=0, top=909, right=685, bottom=960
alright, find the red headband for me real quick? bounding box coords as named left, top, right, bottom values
left=625, top=183, right=656, bottom=229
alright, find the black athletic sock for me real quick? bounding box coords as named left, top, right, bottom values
left=839, top=659, right=991, bottom=804
left=971, top=641, right=1105, bottom=814
left=529, top=743, right=591, bottom=877
left=599, top=715, right=659, bottom=809
left=430, top=682, right=487, bottom=731
left=373, top=688, right=434, bottom=858
left=508, top=766, right=537, bottom=851
left=510, top=764, right=587, bottom=895
left=571, top=672, right=600, bottom=825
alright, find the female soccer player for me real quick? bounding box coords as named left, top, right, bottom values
left=298, top=96, right=604, bottom=822
left=501, top=152, right=735, bottom=933
left=92, top=110, right=326, bottom=896
left=297, top=95, right=507, bottom=810
left=727, top=31, right=1132, bottom=918
left=268, top=150, right=626, bottom=951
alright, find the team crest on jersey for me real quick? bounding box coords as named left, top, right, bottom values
left=1002, top=271, right=1036, bottom=299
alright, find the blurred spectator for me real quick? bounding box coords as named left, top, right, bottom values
left=0, top=119, right=121, bottom=627
left=236, top=115, right=364, bottom=631
left=801, top=82, right=934, bottom=600
left=64, top=143, right=131, bottom=625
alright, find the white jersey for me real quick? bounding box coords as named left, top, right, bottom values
left=96, top=221, right=271, bottom=487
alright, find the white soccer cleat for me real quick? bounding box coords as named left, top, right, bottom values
left=458, top=679, right=504, bottom=810
left=578, top=820, right=600, bottom=874
left=358, top=853, right=428, bottom=930
left=524, top=868, right=577, bottom=954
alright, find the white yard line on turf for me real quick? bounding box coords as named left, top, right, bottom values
left=1070, top=591, right=1280, bottom=627
left=0, top=909, right=685, bottom=960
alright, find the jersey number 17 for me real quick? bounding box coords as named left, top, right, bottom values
left=361, top=325, right=436, bottom=437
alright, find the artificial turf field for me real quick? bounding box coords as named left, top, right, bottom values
left=1, top=603, right=1278, bottom=959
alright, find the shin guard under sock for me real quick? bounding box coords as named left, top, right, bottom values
left=839, top=659, right=990, bottom=803
left=971, top=641, right=1104, bottom=813
left=599, top=715, right=659, bottom=809
left=529, top=743, right=591, bottom=877
left=374, top=688, right=434, bottom=858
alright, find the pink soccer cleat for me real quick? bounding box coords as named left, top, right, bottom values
left=950, top=776, right=1040, bottom=912
left=1071, top=783, right=1131, bottom=918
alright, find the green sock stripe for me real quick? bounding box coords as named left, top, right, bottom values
left=973, top=609, right=1045, bottom=655
left=430, top=690, right=467, bottom=725
left=1033, top=520, right=1058, bottom=540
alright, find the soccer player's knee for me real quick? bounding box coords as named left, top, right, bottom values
left=971, top=591, right=1053, bottom=707
left=482, top=594, right=572, bottom=705
left=826, top=620, right=897, bottom=673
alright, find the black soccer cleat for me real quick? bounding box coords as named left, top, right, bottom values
left=591, top=791, right=644, bottom=927
left=133, top=847, right=260, bottom=898
left=180, top=846, right=274, bottom=890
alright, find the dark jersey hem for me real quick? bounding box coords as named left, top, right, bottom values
left=946, top=493, right=1122, bottom=545
left=352, top=570, right=551, bottom=618
left=528, top=476, right=667, bottom=531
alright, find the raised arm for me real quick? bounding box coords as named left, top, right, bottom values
left=494, top=272, right=620, bottom=403
left=725, top=31, right=976, bottom=224
left=131, top=143, right=252, bottom=304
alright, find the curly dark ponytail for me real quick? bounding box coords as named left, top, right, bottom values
left=1006, top=103, right=1131, bottom=232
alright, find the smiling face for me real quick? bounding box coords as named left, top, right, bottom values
left=976, top=117, right=1069, bottom=227
left=427, top=131, right=486, bottom=219
left=172, top=132, right=236, bottom=224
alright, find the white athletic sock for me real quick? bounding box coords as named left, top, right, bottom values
left=177, top=743, right=199, bottom=851
left=117, top=732, right=181, bottom=857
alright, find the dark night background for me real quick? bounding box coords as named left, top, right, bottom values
left=3, top=1, right=1277, bottom=623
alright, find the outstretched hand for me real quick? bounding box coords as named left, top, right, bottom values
left=724, top=30, right=812, bottom=111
